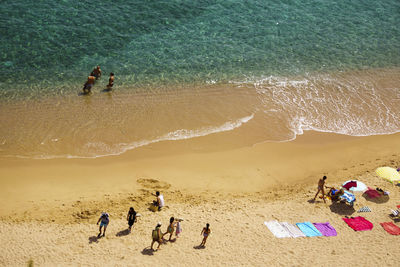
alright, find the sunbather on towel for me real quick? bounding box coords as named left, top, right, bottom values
left=328, top=188, right=344, bottom=201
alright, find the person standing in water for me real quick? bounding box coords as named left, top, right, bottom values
left=313, top=176, right=328, bottom=203
left=107, top=72, right=114, bottom=90
left=83, top=75, right=96, bottom=94
left=127, top=207, right=137, bottom=232
left=91, top=65, right=102, bottom=79
left=200, top=223, right=211, bottom=247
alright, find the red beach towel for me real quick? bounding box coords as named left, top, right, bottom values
left=343, top=181, right=357, bottom=190
left=380, top=222, right=400, bottom=235
left=364, top=187, right=381, bottom=199
left=342, top=216, right=373, bottom=231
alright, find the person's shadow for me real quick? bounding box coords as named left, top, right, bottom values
left=329, top=201, right=355, bottom=215
left=88, top=235, right=100, bottom=244
left=193, top=245, right=205, bottom=250
left=116, top=229, right=130, bottom=237
left=141, top=247, right=154, bottom=256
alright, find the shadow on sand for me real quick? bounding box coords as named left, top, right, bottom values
left=329, top=201, right=355, bottom=216
left=141, top=247, right=154, bottom=256
left=193, top=245, right=205, bottom=250
left=116, top=229, right=130, bottom=237
left=88, top=235, right=100, bottom=244
left=362, top=193, right=389, bottom=204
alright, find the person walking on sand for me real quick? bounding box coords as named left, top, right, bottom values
left=163, top=217, right=176, bottom=241
left=96, top=212, right=109, bottom=237
left=127, top=207, right=137, bottom=232
left=313, top=176, right=327, bottom=203
left=151, top=223, right=162, bottom=251
left=91, top=65, right=102, bottom=79
left=107, top=72, right=114, bottom=89
left=175, top=218, right=183, bottom=237
left=200, top=223, right=211, bottom=247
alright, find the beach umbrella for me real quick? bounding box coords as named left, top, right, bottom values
left=342, top=180, right=367, bottom=192
left=376, top=167, right=400, bottom=184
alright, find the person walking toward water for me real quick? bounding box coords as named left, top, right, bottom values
left=163, top=217, right=176, bottom=241
left=200, top=223, right=211, bottom=247
left=91, top=65, right=102, bottom=79
left=127, top=207, right=137, bottom=232
left=151, top=223, right=162, bottom=251
left=96, top=212, right=109, bottom=237
left=313, top=176, right=327, bottom=203
left=107, top=72, right=114, bottom=89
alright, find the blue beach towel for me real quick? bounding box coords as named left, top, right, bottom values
left=296, top=222, right=323, bottom=237
left=339, top=190, right=356, bottom=204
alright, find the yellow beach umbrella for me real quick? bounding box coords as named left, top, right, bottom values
left=376, top=167, right=400, bottom=184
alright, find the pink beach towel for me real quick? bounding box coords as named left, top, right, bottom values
left=313, top=223, right=337, bottom=236
left=342, top=216, right=373, bottom=231
left=364, top=188, right=381, bottom=199
left=380, top=222, right=400, bottom=235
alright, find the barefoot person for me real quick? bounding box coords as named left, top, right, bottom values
left=151, top=223, right=162, bottom=251
left=127, top=207, right=137, bottom=232
left=107, top=72, right=114, bottom=89
left=83, top=75, right=95, bottom=94
left=163, top=217, right=176, bottom=241
left=313, top=176, right=328, bottom=203
left=90, top=65, right=102, bottom=79
left=96, top=212, right=109, bottom=237
left=152, top=191, right=165, bottom=211
left=200, top=223, right=211, bottom=247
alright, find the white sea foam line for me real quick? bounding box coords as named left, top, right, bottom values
left=5, top=114, right=255, bottom=160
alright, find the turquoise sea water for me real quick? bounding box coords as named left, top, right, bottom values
left=1, top=0, right=400, bottom=158
left=1, top=0, right=400, bottom=98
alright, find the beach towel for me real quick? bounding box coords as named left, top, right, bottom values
left=342, top=216, right=373, bottom=231
left=343, top=181, right=357, bottom=190
left=364, top=188, right=381, bottom=199
left=339, top=190, right=356, bottom=204
left=280, top=222, right=305, bottom=238
left=380, top=222, right=400, bottom=235
left=264, top=221, right=291, bottom=238
left=296, top=222, right=322, bottom=237
left=313, top=223, right=337, bottom=237
left=357, top=206, right=371, bottom=213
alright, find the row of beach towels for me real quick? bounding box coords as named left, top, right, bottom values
left=265, top=216, right=400, bottom=237
left=264, top=221, right=337, bottom=238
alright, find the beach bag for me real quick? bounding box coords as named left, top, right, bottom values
left=152, top=229, right=159, bottom=240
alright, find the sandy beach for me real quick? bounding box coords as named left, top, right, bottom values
left=0, top=131, right=399, bottom=266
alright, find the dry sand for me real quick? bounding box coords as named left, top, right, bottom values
left=0, top=131, right=399, bottom=266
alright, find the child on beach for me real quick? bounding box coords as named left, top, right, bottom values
left=163, top=217, right=176, bottom=241
left=152, top=191, right=165, bottom=211
left=200, top=223, right=211, bottom=247
left=96, top=212, right=109, bottom=237
left=127, top=207, right=137, bottom=232
left=175, top=219, right=183, bottom=237
left=107, top=72, right=114, bottom=89
left=151, top=223, right=162, bottom=251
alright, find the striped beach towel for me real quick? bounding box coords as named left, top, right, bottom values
left=357, top=206, right=371, bottom=213
left=339, top=190, right=356, bottom=204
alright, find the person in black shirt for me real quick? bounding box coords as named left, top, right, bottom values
left=127, top=207, right=137, bottom=231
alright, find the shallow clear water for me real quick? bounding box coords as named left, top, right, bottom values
left=1, top=0, right=400, bottom=158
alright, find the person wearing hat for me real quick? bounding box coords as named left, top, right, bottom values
left=151, top=222, right=162, bottom=251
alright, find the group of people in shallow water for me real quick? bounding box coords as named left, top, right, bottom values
left=82, top=65, right=114, bottom=94
left=95, top=190, right=211, bottom=251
